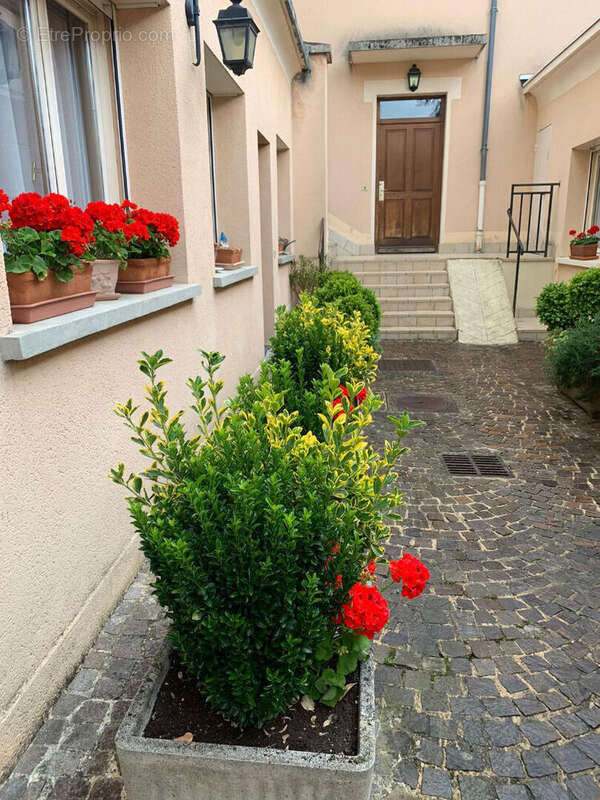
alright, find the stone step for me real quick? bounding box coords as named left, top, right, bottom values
left=356, top=270, right=449, bottom=285
left=380, top=327, right=458, bottom=341
left=516, top=317, right=547, bottom=342
left=379, top=296, right=453, bottom=312
left=368, top=283, right=451, bottom=298
left=382, top=310, right=455, bottom=328
left=335, top=259, right=447, bottom=273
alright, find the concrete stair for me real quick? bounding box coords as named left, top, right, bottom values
left=334, top=256, right=457, bottom=341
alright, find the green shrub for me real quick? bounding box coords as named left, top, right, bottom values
left=259, top=296, right=379, bottom=434
left=535, top=282, right=575, bottom=331
left=111, top=349, right=411, bottom=728
left=544, top=321, right=600, bottom=398
left=315, top=271, right=381, bottom=340
left=569, top=268, right=600, bottom=323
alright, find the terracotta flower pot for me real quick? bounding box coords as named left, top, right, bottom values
left=91, top=259, right=121, bottom=300
left=6, top=264, right=96, bottom=323
left=214, top=246, right=242, bottom=266
left=119, top=257, right=171, bottom=283
left=570, top=243, right=598, bottom=260
left=6, top=263, right=92, bottom=305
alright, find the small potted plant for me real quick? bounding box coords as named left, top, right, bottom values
left=0, top=190, right=96, bottom=323
left=116, top=202, right=180, bottom=293
left=278, top=236, right=295, bottom=254
left=569, top=226, right=599, bottom=260
left=111, top=352, right=428, bottom=800
left=85, top=202, right=129, bottom=300
left=214, top=232, right=243, bottom=269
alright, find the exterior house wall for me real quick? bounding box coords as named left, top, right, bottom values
left=0, top=0, right=310, bottom=777
left=293, top=0, right=600, bottom=253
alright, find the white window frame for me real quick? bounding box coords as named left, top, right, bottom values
left=584, top=148, right=600, bottom=231
left=21, top=0, right=122, bottom=201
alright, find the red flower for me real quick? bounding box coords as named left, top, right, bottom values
left=341, top=582, right=389, bottom=639
left=366, top=559, right=376, bottom=575
left=61, top=226, right=86, bottom=256
left=86, top=201, right=128, bottom=233
left=9, top=192, right=45, bottom=228
left=355, top=387, right=368, bottom=405
left=124, top=220, right=150, bottom=241
left=389, top=553, right=430, bottom=599
left=121, top=199, right=137, bottom=210
left=577, top=232, right=585, bottom=239
left=588, top=225, right=599, bottom=235
left=0, top=189, right=9, bottom=215
left=569, top=229, right=577, bottom=236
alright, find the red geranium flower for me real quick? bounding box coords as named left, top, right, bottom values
left=577, top=232, right=585, bottom=239
left=124, top=220, right=150, bottom=241
left=569, top=229, right=577, bottom=236
left=333, top=385, right=367, bottom=420
left=0, top=189, right=9, bottom=215
left=589, top=225, right=599, bottom=235
left=121, top=199, right=137, bottom=210
left=389, top=553, right=430, bottom=599
left=341, top=582, right=389, bottom=639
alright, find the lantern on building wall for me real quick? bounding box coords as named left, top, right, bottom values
left=213, top=0, right=260, bottom=76
left=407, top=64, right=421, bottom=92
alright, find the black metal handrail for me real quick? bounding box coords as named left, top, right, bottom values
left=507, top=208, right=524, bottom=314
left=506, top=182, right=559, bottom=258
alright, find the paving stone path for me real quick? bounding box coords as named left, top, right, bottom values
left=1, top=342, right=599, bottom=800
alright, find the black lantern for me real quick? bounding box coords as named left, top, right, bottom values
left=213, top=0, right=260, bottom=76
left=407, top=64, right=421, bottom=92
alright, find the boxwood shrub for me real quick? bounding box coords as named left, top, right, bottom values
left=544, top=321, right=600, bottom=399
left=569, top=268, right=600, bottom=323
left=536, top=268, right=600, bottom=330
left=111, top=349, right=411, bottom=728
left=254, top=296, right=380, bottom=435
left=314, top=270, right=381, bottom=341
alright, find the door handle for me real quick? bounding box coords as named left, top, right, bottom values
left=31, top=161, right=41, bottom=183
left=378, top=180, right=385, bottom=202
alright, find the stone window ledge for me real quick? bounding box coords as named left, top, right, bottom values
left=556, top=257, right=600, bottom=269
left=213, top=265, right=258, bottom=288
left=0, top=283, right=202, bottom=361
left=278, top=254, right=295, bottom=266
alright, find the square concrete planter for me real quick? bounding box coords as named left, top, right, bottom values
left=116, top=643, right=376, bottom=800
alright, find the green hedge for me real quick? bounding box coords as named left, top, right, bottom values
left=535, top=268, right=600, bottom=331
left=544, top=321, right=600, bottom=399
left=314, top=270, right=381, bottom=341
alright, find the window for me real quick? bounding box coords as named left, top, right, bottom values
left=379, top=97, right=443, bottom=120
left=0, top=0, right=123, bottom=204
left=585, top=150, right=600, bottom=231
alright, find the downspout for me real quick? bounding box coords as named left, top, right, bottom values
left=476, top=0, right=498, bottom=252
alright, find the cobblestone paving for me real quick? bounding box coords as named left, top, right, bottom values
left=1, top=342, right=599, bottom=800
left=370, top=342, right=600, bottom=799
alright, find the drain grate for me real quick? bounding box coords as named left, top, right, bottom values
left=379, top=359, right=437, bottom=373
left=442, top=453, right=512, bottom=477
left=389, top=394, right=458, bottom=413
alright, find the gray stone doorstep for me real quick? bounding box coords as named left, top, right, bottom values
left=2, top=341, right=600, bottom=800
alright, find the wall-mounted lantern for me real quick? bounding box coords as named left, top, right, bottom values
left=185, top=0, right=201, bottom=67
left=407, top=63, right=421, bottom=92
left=213, top=0, right=260, bottom=76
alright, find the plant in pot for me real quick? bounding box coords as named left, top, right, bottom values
left=117, top=201, right=180, bottom=293
left=85, top=202, right=129, bottom=300
left=111, top=349, right=428, bottom=800
left=214, top=232, right=243, bottom=269
left=569, top=226, right=599, bottom=260
left=0, top=190, right=96, bottom=323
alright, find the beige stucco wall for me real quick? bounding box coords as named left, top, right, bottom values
left=528, top=56, right=600, bottom=257
left=293, top=0, right=600, bottom=253
left=0, top=0, right=309, bottom=778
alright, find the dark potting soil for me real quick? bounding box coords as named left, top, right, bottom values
left=144, top=661, right=359, bottom=756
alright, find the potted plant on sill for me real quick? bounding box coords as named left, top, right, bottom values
left=116, top=201, right=180, bottom=293
left=85, top=202, right=129, bottom=300
left=569, top=226, right=599, bottom=260
left=111, top=350, right=428, bottom=800
left=214, top=232, right=243, bottom=269
left=0, top=190, right=96, bottom=323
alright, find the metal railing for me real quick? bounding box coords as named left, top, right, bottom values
left=506, top=209, right=525, bottom=314
left=506, top=182, right=559, bottom=258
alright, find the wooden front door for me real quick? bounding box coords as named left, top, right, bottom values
left=375, top=96, right=445, bottom=253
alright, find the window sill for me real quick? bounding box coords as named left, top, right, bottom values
left=0, top=283, right=202, bottom=361
left=278, top=254, right=295, bottom=266
left=213, top=265, right=258, bottom=288
left=556, top=257, right=600, bottom=269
